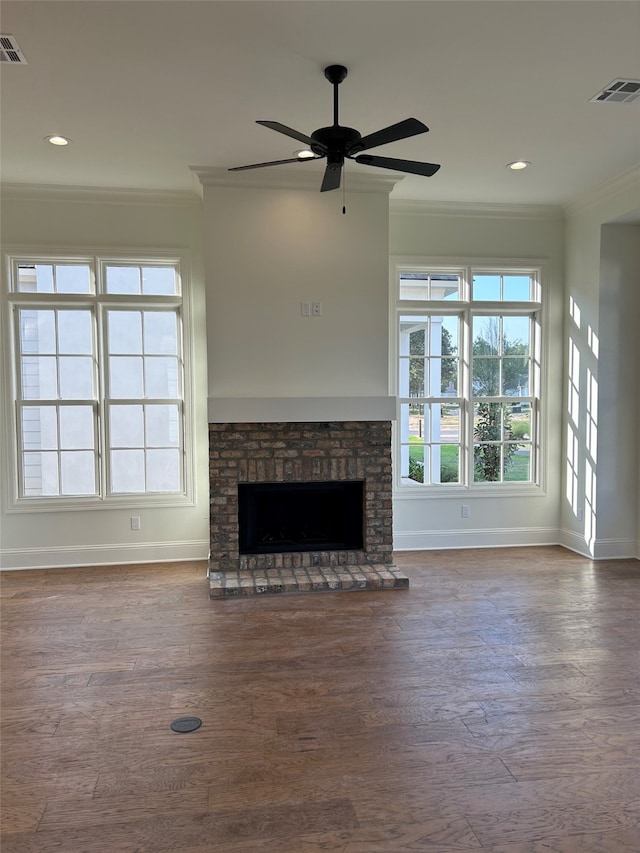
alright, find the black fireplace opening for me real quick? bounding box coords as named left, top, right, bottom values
left=238, top=480, right=364, bottom=554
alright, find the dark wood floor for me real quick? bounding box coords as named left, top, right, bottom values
left=2, top=546, right=640, bottom=852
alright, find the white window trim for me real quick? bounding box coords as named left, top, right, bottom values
left=390, top=256, right=548, bottom=499
left=1, top=246, right=197, bottom=513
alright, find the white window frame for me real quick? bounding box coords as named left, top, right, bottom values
left=1, top=247, right=196, bottom=512
left=391, top=256, right=546, bottom=497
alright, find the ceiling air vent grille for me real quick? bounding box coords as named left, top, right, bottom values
left=590, top=79, right=640, bottom=103
left=0, top=34, right=27, bottom=64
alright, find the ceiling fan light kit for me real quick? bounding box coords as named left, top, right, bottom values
left=229, top=64, right=441, bottom=193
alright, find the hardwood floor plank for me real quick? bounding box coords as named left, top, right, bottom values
left=502, top=746, right=639, bottom=780
left=36, top=788, right=210, bottom=832
left=486, top=826, right=640, bottom=852
left=274, top=709, right=365, bottom=739
left=478, top=685, right=640, bottom=717
left=362, top=700, right=485, bottom=727
left=0, top=796, right=47, bottom=835
left=3, top=798, right=359, bottom=853
left=351, top=770, right=640, bottom=825
left=463, top=703, right=640, bottom=737
left=2, top=547, right=640, bottom=851
left=341, top=816, right=482, bottom=851
left=465, top=800, right=640, bottom=847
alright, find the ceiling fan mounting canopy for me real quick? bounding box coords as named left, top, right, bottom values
left=229, top=64, right=441, bottom=192
left=324, top=64, right=348, bottom=85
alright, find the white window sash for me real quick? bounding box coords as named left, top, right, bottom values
left=3, top=249, right=195, bottom=511
left=392, top=259, right=544, bottom=493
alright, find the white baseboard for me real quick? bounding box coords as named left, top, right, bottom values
left=557, top=527, right=593, bottom=557
left=0, top=540, right=209, bottom=570
left=558, top=528, right=639, bottom=560
left=393, top=526, right=559, bottom=552
left=3, top=534, right=635, bottom=570
left=394, top=527, right=639, bottom=561
left=593, top=537, right=639, bottom=561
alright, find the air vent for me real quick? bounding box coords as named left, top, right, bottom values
left=0, top=34, right=27, bottom=64
left=590, top=79, right=640, bottom=103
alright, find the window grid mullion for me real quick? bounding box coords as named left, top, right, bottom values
left=53, top=307, right=61, bottom=404
left=94, top=301, right=107, bottom=497
left=141, top=404, right=148, bottom=492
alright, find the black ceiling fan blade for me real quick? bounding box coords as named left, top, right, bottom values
left=353, top=118, right=429, bottom=154
left=256, top=120, right=321, bottom=149
left=355, top=154, right=441, bottom=178
left=229, top=156, right=322, bottom=172
left=320, top=162, right=342, bottom=192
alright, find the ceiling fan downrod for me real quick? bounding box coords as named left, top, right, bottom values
left=324, top=64, right=348, bottom=126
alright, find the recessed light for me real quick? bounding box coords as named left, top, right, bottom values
left=45, top=135, right=71, bottom=146
left=295, top=148, right=315, bottom=160
left=507, top=160, right=530, bottom=171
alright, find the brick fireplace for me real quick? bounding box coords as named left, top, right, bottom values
left=208, top=419, right=408, bottom=596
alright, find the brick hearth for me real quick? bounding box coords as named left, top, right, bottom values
left=209, top=564, right=409, bottom=598
left=208, top=420, right=408, bottom=597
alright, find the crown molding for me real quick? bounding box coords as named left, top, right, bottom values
left=190, top=165, right=401, bottom=195
left=389, top=198, right=564, bottom=220
left=564, top=164, right=640, bottom=218
left=0, top=183, right=202, bottom=207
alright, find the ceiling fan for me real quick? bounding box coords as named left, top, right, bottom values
left=229, top=64, right=441, bottom=192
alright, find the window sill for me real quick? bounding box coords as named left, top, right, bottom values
left=6, top=493, right=195, bottom=513
left=393, top=482, right=545, bottom=499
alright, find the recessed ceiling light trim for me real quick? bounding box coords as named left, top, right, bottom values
left=45, top=135, right=71, bottom=146
left=590, top=79, right=640, bottom=104
left=507, top=161, right=531, bottom=171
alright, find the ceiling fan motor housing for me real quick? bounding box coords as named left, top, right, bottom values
left=310, top=125, right=363, bottom=158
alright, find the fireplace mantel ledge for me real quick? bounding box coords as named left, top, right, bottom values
left=207, top=397, right=396, bottom=424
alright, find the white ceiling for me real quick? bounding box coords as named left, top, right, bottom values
left=2, top=0, right=639, bottom=206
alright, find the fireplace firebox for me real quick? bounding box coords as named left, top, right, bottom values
left=238, top=480, right=364, bottom=554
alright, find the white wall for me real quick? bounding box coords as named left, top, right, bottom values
left=201, top=181, right=392, bottom=402
left=389, top=204, right=566, bottom=550
left=597, top=225, right=640, bottom=553
left=2, top=173, right=636, bottom=568
left=562, top=171, right=640, bottom=558
left=0, top=187, right=210, bottom=569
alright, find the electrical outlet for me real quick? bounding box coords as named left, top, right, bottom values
left=461, top=505, right=470, bottom=518
left=312, top=301, right=322, bottom=316
left=131, top=516, right=141, bottom=530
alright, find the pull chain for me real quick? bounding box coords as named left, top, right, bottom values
left=342, top=161, right=347, bottom=215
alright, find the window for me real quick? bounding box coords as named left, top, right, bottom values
left=4, top=252, right=193, bottom=507
left=394, top=262, right=542, bottom=490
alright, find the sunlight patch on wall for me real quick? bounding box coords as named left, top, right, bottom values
left=568, top=337, right=580, bottom=427
left=586, top=368, right=598, bottom=460
left=566, top=422, right=579, bottom=513
left=569, top=295, right=581, bottom=329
